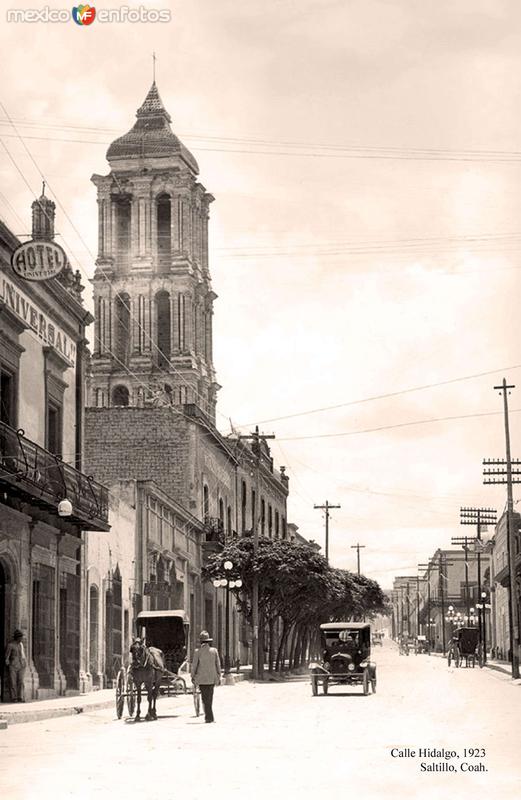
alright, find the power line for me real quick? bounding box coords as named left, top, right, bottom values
left=5, top=121, right=521, bottom=162
left=238, top=364, right=521, bottom=428
left=276, top=408, right=521, bottom=442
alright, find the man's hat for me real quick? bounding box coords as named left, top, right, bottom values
left=13, top=629, right=23, bottom=639
left=199, top=630, right=212, bottom=642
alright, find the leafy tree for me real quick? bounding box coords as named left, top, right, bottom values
left=203, top=537, right=388, bottom=673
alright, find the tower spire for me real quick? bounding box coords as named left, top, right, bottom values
left=152, top=51, right=156, bottom=83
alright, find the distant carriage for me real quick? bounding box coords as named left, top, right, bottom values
left=447, top=627, right=482, bottom=669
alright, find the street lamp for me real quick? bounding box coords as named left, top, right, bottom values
left=476, top=590, right=491, bottom=664
left=446, top=605, right=456, bottom=634
left=212, top=560, right=242, bottom=675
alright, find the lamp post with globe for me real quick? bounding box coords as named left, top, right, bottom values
left=212, top=560, right=242, bottom=676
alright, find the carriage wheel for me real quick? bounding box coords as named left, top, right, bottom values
left=126, top=672, right=136, bottom=717
left=193, top=689, right=201, bottom=717
left=115, top=669, right=125, bottom=719
left=311, top=675, right=318, bottom=697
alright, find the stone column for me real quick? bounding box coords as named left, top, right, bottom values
left=171, top=294, right=178, bottom=354
left=130, top=197, right=138, bottom=260
left=150, top=198, right=158, bottom=267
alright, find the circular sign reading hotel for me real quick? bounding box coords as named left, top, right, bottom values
left=11, top=239, right=67, bottom=282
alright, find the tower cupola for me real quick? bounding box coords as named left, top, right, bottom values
left=31, top=182, right=56, bottom=240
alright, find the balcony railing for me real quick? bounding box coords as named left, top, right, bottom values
left=0, top=420, right=110, bottom=531
left=203, top=516, right=225, bottom=544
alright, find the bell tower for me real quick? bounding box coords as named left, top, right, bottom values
left=89, top=82, right=219, bottom=422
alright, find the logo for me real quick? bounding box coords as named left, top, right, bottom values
left=11, top=239, right=68, bottom=282
left=72, top=4, right=95, bottom=24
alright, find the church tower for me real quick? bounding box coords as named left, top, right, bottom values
left=89, top=82, right=219, bottom=423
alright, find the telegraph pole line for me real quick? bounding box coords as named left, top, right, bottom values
left=351, top=542, right=366, bottom=575
left=313, top=500, right=341, bottom=563
left=239, top=426, right=275, bottom=681
left=483, top=378, right=520, bottom=679
left=459, top=507, right=496, bottom=664
left=418, top=562, right=435, bottom=645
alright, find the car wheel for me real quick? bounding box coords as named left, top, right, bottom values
left=311, top=675, right=318, bottom=696
left=322, top=678, right=329, bottom=695
left=371, top=678, right=376, bottom=694
left=363, top=670, right=369, bottom=696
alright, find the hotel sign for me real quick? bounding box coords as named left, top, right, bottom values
left=11, top=239, right=67, bottom=282
left=0, top=275, right=76, bottom=367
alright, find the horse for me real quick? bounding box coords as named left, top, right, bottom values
left=129, top=638, right=165, bottom=721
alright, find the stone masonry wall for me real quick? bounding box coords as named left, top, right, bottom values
left=85, top=407, right=191, bottom=507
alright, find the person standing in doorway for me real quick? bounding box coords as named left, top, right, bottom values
left=191, top=631, right=221, bottom=723
left=5, top=629, right=27, bottom=702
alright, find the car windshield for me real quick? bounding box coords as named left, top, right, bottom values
left=324, top=631, right=361, bottom=651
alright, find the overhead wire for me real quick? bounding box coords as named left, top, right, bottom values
left=237, top=364, right=521, bottom=427
left=276, top=408, right=521, bottom=442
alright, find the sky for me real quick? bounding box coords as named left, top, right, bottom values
left=1, top=0, right=521, bottom=587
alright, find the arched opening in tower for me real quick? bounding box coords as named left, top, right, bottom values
left=112, top=385, right=130, bottom=407
left=155, top=290, right=171, bottom=367
left=114, top=293, right=130, bottom=366
left=157, top=194, right=171, bottom=267
left=115, top=196, right=131, bottom=269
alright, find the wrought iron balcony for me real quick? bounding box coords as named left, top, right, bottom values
left=0, top=420, right=110, bottom=531
left=203, top=516, right=225, bottom=544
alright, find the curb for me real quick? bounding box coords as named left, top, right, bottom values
left=0, top=697, right=115, bottom=727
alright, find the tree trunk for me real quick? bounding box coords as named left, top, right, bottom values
left=268, top=616, right=275, bottom=672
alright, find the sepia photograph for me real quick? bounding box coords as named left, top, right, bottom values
left=0, top=1, right=519, bottom=798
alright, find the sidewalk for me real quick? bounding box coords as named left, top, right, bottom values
left=0, top=668, right=252, bottom=728
left=427, top=649, right=513, bottom=676
left=0, top=688, right=116, bottom=727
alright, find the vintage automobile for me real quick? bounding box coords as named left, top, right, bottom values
left=372, top=631, right=384, bottom=646
left=309, top=622, right=377, bottom=696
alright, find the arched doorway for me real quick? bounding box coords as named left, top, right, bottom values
left=0, top=560, right=12, bottom=702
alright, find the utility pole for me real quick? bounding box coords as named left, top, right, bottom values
left=396, top=577, right=417, bottom=636
left=483, top=378, right=520, bottom=680
left=313, top=501, right=341, bottom=563
left=418, top=563, right=434, bottom=646
left=438, top=551, right=454, bottom=655
left=459, top=507, right=496, bottom=663
left=239, top=426, right=275, bottom=680
left=351, top=542, right=366, bottom=575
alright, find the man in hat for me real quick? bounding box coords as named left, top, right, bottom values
left=5, top=629, right=27, bottom=702
left=191, top=631, right=221, bottom=723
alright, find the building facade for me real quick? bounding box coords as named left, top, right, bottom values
left=489, top=511, right=521, bottom=661
left=0, top=199, right=109, bottom=702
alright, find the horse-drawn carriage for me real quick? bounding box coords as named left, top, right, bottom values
left=115, top=610, right=201, bottom=720
left=447, top=627, right=483, bottom=668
